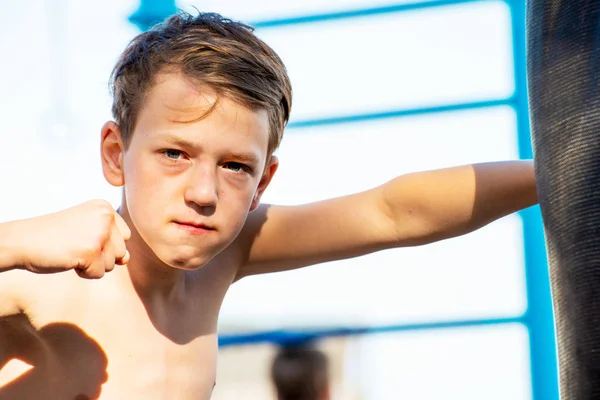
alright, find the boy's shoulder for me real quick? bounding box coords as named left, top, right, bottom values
left=0, top=269, right=82, bottom=321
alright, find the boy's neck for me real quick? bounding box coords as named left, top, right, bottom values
left=115, top=223, right=192, bottom=344
left=116, top=204, right=188, bottom=303
left=125, top=249, right=188, bottom=302
left=117, top=246, right=191, bottom=343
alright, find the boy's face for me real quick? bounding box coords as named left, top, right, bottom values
left=101, top=72, right=277, bottom=269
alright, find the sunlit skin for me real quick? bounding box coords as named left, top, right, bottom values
left=0, top=72, right=280, bottom=399
left=0, top=72, right=538, bottom=399
left=102, top=72, right=279, bottom=295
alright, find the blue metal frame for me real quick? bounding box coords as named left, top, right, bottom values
left=129, top=0, right=177, bottom=31
left=250, top=0, right=485, bottom=28
left=507, top=0, right=558, bottom=398
left=287, top=98, right=513, bottom=129
left=219, top=316, right=524, bottom=347
left=128, top=0, right=558, bottom=397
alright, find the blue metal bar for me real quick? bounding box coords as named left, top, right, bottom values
left=288, top=98, right=514, bottom=130
left=219, top=316, right=525, bottom=347
left=508, top=0, right=559, bottom=399
left=129, top=0, right=177, bottom=31
left=252, top=0, right=491, bottom=29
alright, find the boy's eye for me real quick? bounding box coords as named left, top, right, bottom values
left=224, top=162, right=250, bottom=173
left=163, top=149, right=183, bottom=160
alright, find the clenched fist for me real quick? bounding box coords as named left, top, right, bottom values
left=1, top=200, right=131, bottom=279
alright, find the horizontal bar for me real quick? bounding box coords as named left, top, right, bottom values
left=287, top=97, right=515, bottom=130
left=219, top=315, right=525, bottom=347
left=252, top=0, right=490, bottom=29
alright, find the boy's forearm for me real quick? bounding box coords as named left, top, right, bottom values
left=382, top=160, right=537, bottom=244
left=0, top=220, right=25, bottom=273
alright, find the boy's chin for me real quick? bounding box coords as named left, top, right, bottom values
left=146, top=236, right=228, bottom=270
left=159, top=250, right=216, bottom=271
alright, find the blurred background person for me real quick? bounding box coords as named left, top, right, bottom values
left=271, top=343, right=330, bottom=400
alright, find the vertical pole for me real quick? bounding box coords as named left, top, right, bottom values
left=509, top=0, right=559, bottom=398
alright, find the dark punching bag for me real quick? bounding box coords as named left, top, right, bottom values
left=527, top=0, right=600, bottom=398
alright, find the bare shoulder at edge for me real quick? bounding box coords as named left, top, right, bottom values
left=0, top=269, right=79, bottom=319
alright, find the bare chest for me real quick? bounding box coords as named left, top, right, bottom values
left=83, top=305, right=220, bottom=400
left=0, top=272, right=231, bottom=400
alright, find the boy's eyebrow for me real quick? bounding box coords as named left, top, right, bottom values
left=227, top=152, right=260, bottom=164
left=161, top=136, right=261, bottom=164
left=162, top=136, right=200, bottom=151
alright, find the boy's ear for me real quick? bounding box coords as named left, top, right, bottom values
left=250, top=155, right=279, bottom=211
left=100, top=121, right=125, bottom=187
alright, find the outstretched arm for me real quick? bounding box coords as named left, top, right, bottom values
left=0, top=200, right=130, bottom=278
left=0, top=221, right=24, bottom=273
left=235, top=160, right=536, bottom=279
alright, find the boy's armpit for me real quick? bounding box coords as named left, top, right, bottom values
left=0, top=313, right=38, bottom=369
left=0, top=272, right=29, bottom=369
left=0, top=271, right=27, bottom=319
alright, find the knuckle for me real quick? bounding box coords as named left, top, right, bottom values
left=75, top=266, right=102, bottom=279
left=73, top=256, right=89, bottom=270
left=114, top=246, right=126, bottom=258
left=82, top=242, right=103, bottom=257
left=98, top=228, right=111, bottom=243
left=89, top=199, right=114, bottom=216
left=87, top=267, right=105, bottom=279
left=100, top=207, right=115, bottom=221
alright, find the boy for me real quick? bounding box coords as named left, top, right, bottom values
left=0, top=11, right=536, bottom=400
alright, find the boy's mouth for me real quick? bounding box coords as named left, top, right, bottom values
left=173, top=220, right=216, bottom=233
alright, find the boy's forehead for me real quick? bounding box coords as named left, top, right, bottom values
left=147, top=73, right=220, bottom=122
left=137, top=72, right=271, bottom=153
left=144, top=73, right=269, bottom=126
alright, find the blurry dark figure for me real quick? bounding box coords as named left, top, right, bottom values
left=271, top=343, right=330, bottom=400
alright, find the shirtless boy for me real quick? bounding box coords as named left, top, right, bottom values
left=0, top=11, right=537, bottom=400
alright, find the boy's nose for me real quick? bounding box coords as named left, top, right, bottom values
left=184, top=166, right=218, bottom=208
